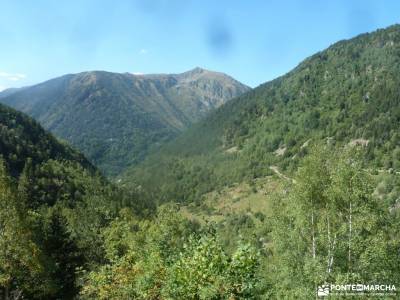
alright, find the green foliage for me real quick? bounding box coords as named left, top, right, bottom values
left=2, top=25, right=400, bottom=300
left=267, top=146, right=400, bottom=298
left=164, top=234, right=259, bottom=299
left=126, top=24, right=400, bottom=205
left=81, top=206, right=260, bottom=300
left=0, top=160, right=54, bottom=298
left=0, top=69, right=249, bottom=176
left=0, top=104, right=126, bottom=298
left=0, top=103, right=93, bottom=177
left=79, top=206, right=185, bottom=299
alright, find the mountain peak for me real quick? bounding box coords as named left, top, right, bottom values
left=180, top=67, right=209, bottom=77
left=0, top=67, right=249, bottom=176
left=190, top=67, right=206, bottom=73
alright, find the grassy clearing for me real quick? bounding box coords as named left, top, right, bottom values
left=180, top=176, right=284, bottom=224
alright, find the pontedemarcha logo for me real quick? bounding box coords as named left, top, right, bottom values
left=317, top=283, right=396, bottom=297
left=317, top=285, right=330, bottom=297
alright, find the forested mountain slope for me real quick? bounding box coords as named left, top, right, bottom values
left=0, top=68, right=249, bottom=176
left=125, top=24, right=400, bottom=203
left=1, top=24, right=400, bottom=299
left=0, top=103, right=93, bottom=177
left=0, top=102, right=103, bottom=298
left=0, top=87, right=24, bottom=99
left=0, top=101, right=263, bottom=300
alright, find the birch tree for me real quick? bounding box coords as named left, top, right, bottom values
left=269, top=146, right=399, bottom=297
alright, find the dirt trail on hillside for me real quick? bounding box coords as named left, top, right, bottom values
left=269, top=166, right=296, bottom=183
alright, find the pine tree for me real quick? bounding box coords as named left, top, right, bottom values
left=0, top=159, right=52, bottom=298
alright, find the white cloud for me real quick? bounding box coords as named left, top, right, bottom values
left=0, top=85, right=6, bottom=92
left=139, top=49, right=148, bottom=55
left=0, top=71, right=27, bottom=81
left=132, top=72, right=144, bottom=75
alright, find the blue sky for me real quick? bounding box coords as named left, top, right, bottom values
left=0, top=0, right=399, bottom=90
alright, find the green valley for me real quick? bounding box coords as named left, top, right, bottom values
left=125, top=25, right=400, bottom=206
left=1, top=22, right=400, bottom=299
left=0, top=68, right=249, bottom=176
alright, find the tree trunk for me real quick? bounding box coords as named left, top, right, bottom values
left=328, top=234, right=336, bottom=274
left=4, top=285, right=9, bottom=300
left=326, top=215, right=331, bottom=272
left=311, top=211, right=316, bottom=259
left=326, top=215, right=336, bottom=274
left=348, top=201, right=352, bottom=275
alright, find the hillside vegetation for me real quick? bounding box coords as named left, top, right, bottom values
left=1, top=25, right=400, bottom=299
left=0, top=103, right=152, bottom=298
left=0, top=103, right=93, bottom=177
left=125, top=25, right=400, bottom=204
left=0, top=102, right=262, bottom=299
left=0, top=68, right=249, bottom=176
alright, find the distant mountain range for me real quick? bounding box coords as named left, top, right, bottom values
left=0, top=87, right=25, bottom=98
left=0, top=67, right=249, bottom=175
left=1, top=23, right=399, bottom=300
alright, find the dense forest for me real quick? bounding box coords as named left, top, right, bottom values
left=1, top=25, right=400, bottom=299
